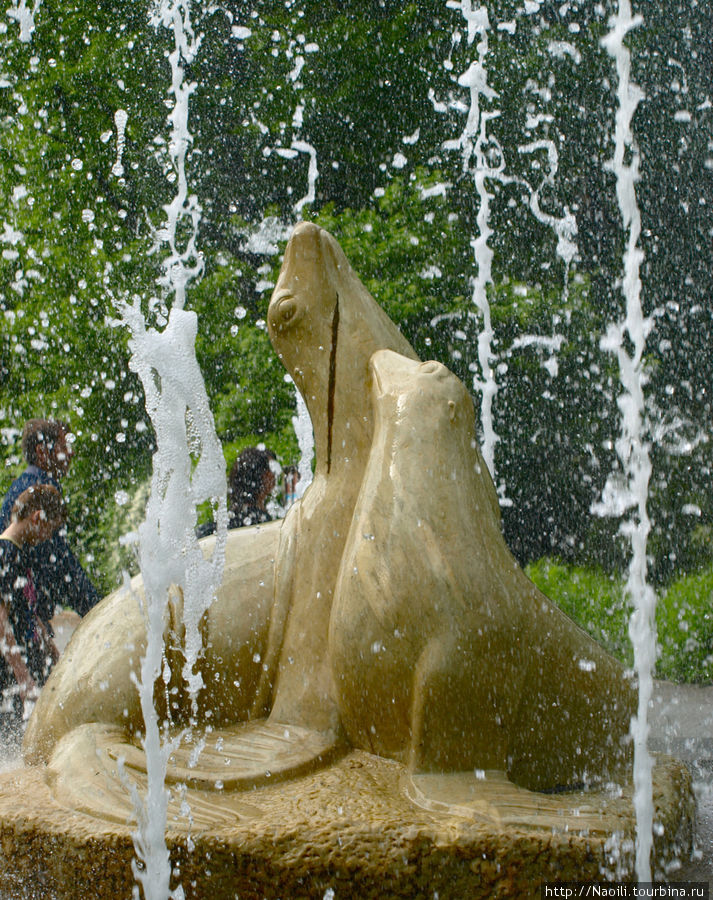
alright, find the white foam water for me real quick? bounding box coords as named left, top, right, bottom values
left=600, top=1, right=654, bottom=882
left=443, top=2, right=501, bottom=480
left=6, top=0, right=40, bottom=43
left=114, top=2, right=227, bottom=898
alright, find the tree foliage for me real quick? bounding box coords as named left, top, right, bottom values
left=0, top=0, right=711, bottom=594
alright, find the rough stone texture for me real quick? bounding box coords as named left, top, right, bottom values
left=0, top=749, right=694, bottom=899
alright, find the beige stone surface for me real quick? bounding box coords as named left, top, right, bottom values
left=23, top=521, right=283, bottom=763
left=0, top=739, right=694, bottom=899
left=331, top=349, right=634, bottom=789
left=262, top=221, right=418, bottom=735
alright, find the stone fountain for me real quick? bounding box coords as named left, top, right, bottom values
left=0, top=225, right=694, bottom=898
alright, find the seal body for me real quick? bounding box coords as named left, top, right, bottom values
left=330, top=350, right=634, bottom=790
left=23, top=522, right=281, bottom=763
left=24, top=222, right=417, bottom=764
left=262, top=222, right=418, bottom=734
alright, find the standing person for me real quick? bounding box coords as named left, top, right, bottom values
left=228, top=446, right=277, bottom=528
left=195, top=446, right=279, bottom=538
left=0, top=420, right=99, bottom=625
left=0, top=485, right=65, bottom=738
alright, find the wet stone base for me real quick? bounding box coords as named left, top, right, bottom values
left=0, top=748, right=695, bottom=900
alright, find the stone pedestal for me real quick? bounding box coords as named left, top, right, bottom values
left=0, top=731, right=694, bottom=900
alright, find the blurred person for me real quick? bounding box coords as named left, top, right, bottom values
left=0, top=420, right=99, bottom=624
left=0, top=485, right=65, bottom=737
left=195, top=446, right=279, bottom=539
left=228, top=446, right=278, bottom=528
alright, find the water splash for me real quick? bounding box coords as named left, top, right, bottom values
left=442, top=3, right=578, bottom=490
left=2, top=0, right=36, bottom=285
left=6, top=0, right=40, bottom=42
left=291, top=139, right=318, bottom=217
left=443, top=2, right=500, bottom=480
left=112, top=108, right=129, bottom=178
left=271, top=41, right=319, bottom=220
left=149, top=0, right=204, bottom=311
left=517, top=138, right=578, bottom=278
left=114, top=2, right=227, bottom=898
left=599, top=1, right=654, bottom=882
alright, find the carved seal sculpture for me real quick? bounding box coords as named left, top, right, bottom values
left=257, top=221, right=417, bottom=736
left=26, top=225, right=633, bottom=793
left=10, top=225, right=693, bottom=897
left=330, top=349, right=635, bottom=791
left=24, top=221, right=417, bottom=767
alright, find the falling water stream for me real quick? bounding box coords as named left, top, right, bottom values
left=444, top=1, right=578, bottom=497
left=447, top=0, right=657, bottom=881
left=443, top=2, right=501, bottom=482
left=601, top=1, right=655, bottom=880
left=6, top=0, right=39, bottom=43
left=114, top=2, right=227, bottom=897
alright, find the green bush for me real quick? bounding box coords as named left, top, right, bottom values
left=526, top=558, right=632, bottom=666
left=656, top=567, right=713, bottom=684
left=526, top=557, right=713, bottom=684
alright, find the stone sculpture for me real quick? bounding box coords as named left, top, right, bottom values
left=25, top=222, right=634, bottom=791
left=24, top=221, right=417, bottom=768
left=331, top=349, right=634, bottom=789
left=9, top=224, right=693, bottom=897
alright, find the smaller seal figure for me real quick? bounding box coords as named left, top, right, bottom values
left=330, top=349, right=634, bottom=791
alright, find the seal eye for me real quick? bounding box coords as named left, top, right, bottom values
left=420, top=361, right=443, bottom=376
left=278, top=297, right=298, bottom=323
left=269, top=294, right=301, bottom=332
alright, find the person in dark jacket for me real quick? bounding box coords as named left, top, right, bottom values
left=0, top=484, right=65, bottom=735
left=0, top=420, right=99, bottom=625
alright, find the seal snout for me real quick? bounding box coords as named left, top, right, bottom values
left=369, top=348, right=407, bottom=397
left=370, top=350, right=453, bottom=397
left=285, top=221, right=324, bottom=266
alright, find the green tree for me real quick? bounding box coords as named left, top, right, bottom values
left=1, top=0, right=711, bottom=595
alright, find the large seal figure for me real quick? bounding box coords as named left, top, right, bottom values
left=330, top=349, right=635, bottom=791
left=258, top=222, right=417, bottom=736
left=24, top=222, right=417, bottom=765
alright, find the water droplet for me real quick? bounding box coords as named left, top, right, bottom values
left=578, top=659, right=596, bottom=672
